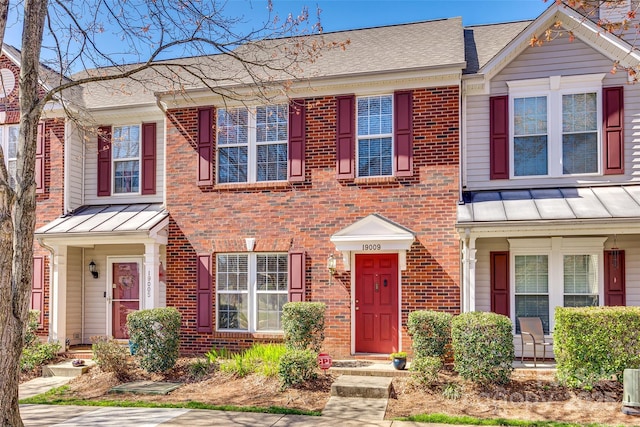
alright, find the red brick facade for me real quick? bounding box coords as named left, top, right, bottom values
left=165, top=86, right=461, bottom=357
left=0, top=54, right=65, bottom=335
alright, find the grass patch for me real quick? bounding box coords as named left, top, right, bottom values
left=19, top=386, right=320, bottom=416
left=399, top=413, right=620, bottom=427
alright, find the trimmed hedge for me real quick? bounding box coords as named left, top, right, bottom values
left=451, top=311, right=514, bottom=385
left=555, top=306, right=640, bottom=388
left=127, top=307, right=181, bottom=373
left=407, top=310, right=452, bottom=359
left=278, top=349, right=318, bottom=389
left=281, top=302, right=325, bottom=352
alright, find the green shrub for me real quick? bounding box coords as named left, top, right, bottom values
left=127, top=307, right=181, bottom=373
left=91, top=336, right=131, bottom=380
left=20, top=310, right=61, bottom=372
left=205, top=347, right=231, bottom=363
left=281, top=302, right=326, bottom=352
left=555, top=306, right=640, bottom=388
left=219, top=343, right=286, bottom=377
left=407, top=310, right=452, bottom=359
left=410, top=356, right=442, bottom=387
left=451, top=311, right=514, bottom=385
left=442, top=382, right=461, bottom=400
left=278, top=349, right=318, bottom=389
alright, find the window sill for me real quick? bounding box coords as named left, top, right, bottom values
left=353, top=176, right=398, bottom=185
left=213, top=181, right=291, bottom=191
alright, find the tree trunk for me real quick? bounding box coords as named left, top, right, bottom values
left=0, top=0, right=48, bottom=425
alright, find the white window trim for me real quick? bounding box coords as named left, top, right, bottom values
left=356, top=94, right=395, bottom=178
left=507, top=74, right=605, bottom=179
left=216, top=105, right=288, bottom=184
left=508, top=237, right=606, bottom=334
left=215, top=252, right=288, bottom=333
left=112, top=124, right=142, bottom=196
left=0, top=124, right=18, bottom=188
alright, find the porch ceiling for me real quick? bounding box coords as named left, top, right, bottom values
left=457, top=185, right=640, bottom=226
left=35, top=203, right=168, bottom=236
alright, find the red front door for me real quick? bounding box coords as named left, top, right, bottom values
left=111, top=262, right=140, bottom=339
left=355, top=254, right=399, bottom=354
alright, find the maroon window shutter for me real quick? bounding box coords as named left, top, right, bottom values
left=490, top=251, right=510, bottom=316
left=32, top=256, right=44, bottom=325
left=197, top=107, right=214, bottom=185
left=196, top=254, right=212, bottom=332
left=394, top=90, right=413, bottom=177
left=604, top=250, right=625, bottom=306
left=490, top=96, right=509, bottom=180
left=288, top=251, right=306, bottom=302
left=35, top=122, right=45, bottom=194
left=603, top=86, right=624, bottom=175
left=288, top=99, right=306, bottom=182
left=336, top=95, right=355, bottom=179
left=97, top=126, right=112, bottom=196
left=141, top=122, right=157, bottom=195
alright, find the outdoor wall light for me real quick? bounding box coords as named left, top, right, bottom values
left=89, top=260, right=99, bottom=279
left=327, top=253, right=337, bottom=276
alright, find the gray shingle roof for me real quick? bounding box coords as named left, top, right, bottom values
left=463, top=20, right=532, bottom=74
left=69, top=18, right=465, bottom=109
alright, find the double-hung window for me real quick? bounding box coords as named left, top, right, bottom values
left=217, top=105, right=288, bottom=184
left=357, top=95, right=393, bottom=177
left=510, top=237, right=604, bottom=334
left=508, top=74, right=603, bottom=178
left=0, top=125, right=18, bottom=188
left=112, top=125, right=140, bottom=194
left=216, top=253, right=288, bottom=332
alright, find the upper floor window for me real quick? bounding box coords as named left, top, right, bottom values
left=112, top=125, right=140, bottom=194
left=357, top=95, right=393, bottom=177
left=0, top=125, right=18, bottom=188
left=217, top=105, right=288, bottom=184
left=216, top=253, right=288, bottom=332
left=508, top=74, right=604, bottom=178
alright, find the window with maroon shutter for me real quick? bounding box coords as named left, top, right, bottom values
left=604, top=250, right=625, bottom=306
left=196, top=254, right=212, bottom=333
left=197, top=107, right=213, bottom=185
left=490, top=96, right=509, bottom=180
left=288, top=99, right=306, bottom=182
left=141, top=122, right=156, bottom=195
left=603, top=86, right=624, bottom=175
left=490, top=251, right=509, bottom=317
left=32, top=256, right=44, bottom=325
left=288, top=251, right=306, bottom=302
left=97, top=125, right=112, bottom=196
left=336, top=95, right=355, bottom=179
left=394, top=91, right=413, bottom=177
left=35, top=122, right=45, bottom=194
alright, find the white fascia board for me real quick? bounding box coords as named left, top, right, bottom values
left=456, top=218, right=640, bottom=238
left=156, top=66, right=464, bottom=108
left=36, top=231, right=160, bottom=247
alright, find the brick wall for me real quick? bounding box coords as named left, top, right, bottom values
left=0, top=55, right=65, bottom=335
left=165, top=86, right=461, bottom=357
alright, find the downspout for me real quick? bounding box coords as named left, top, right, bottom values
left=155, top=95, right=169, bottom=208
left=458, top=78, right=465, bottom=204
left=36, top=237, right=56, bottom=344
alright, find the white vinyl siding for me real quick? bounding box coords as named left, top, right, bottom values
left=84, top=119, right=164, bottom=205
left=66, top=247, right=83, bottom=345
left=464, top=34, right=640, bottom=190
left=67, top=122, right=84, bottom=211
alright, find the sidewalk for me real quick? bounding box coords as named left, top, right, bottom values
left=18, top=377, right=463, bottom=426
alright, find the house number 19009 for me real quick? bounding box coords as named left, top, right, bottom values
left=362, top=243, right=381, bottom=251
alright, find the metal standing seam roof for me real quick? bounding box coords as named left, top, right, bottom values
left=457, top=186, right=640, bottom=224
left=35, top=204, right=169, bottom=235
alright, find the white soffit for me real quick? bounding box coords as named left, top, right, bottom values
left=330, top=213, right=415, bottom=251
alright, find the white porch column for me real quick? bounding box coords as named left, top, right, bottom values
left=144, top=243, right=162, bottom=309
left=50, top=245, right=68, bottom=348
left=461, top=232, right=477, bottom=313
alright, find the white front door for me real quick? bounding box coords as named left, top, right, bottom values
left=107, top=257, right=143, bottom=339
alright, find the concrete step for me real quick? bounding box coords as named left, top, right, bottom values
left=322, top=396, right=388, bottom=421
left=330, top=375, right=392, bottom=398
left=43, top=359, right=95, bottom=377
left=329, top=361, right=411, bottom=377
